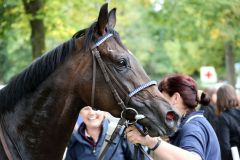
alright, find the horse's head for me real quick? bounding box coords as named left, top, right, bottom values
left=72, top=3, right=179, bottom=137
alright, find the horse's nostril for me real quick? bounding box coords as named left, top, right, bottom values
left=166, top=111, right=177, bottom=121
left=165, top=111, right=179, bottom=130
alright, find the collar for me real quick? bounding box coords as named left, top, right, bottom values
left=169, top=110, right=204, bottom=138
left=180, top=110, right=204, bottom=127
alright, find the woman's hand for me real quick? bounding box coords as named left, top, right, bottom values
left=125, top=125, right=158, bottom=149
left=125, top=126, right=202, bottom=160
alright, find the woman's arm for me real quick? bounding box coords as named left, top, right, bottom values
left=125, top=125, right=202, bottom=160
left=152, top=138, right=202, bottom=160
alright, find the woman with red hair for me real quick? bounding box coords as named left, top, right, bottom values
left=126, top=74, right=220, bottom=160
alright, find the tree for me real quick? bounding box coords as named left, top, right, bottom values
left=1, top=0, right=239, bottom=85
left=146, top=0, right=240, bottom=85
left=0, top=0, right=32, bottom=82
left=22, top=0, right=45, bottom=59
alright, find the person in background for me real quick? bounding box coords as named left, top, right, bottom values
left=216, top=84, right=240, bottom=160
left=125, top=73, right=221, bottom=160
left=199, top=87, right=218, bottom=131
left=65, top=106, right=142, bottom=160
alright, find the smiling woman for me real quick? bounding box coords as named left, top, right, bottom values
left=79, top=106, right=106, bottom=135
left=65, top=106, right=141, bottom=160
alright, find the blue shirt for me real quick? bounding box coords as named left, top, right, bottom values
left=169, top=111, right=221, bottom=160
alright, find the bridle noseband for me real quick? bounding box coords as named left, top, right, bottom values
left=90, top=32, right=157, bottom=122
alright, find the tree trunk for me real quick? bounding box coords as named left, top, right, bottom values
left=0, top=40, right=8, bottom=82
left=225, top=41, right=235, bottom=86
left=22, top=0, right=45, bottom=59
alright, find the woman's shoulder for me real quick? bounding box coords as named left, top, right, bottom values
left=182, top=112, right=213, bottom=133
left=224, top=108, right=240, bottom=116
left=182, top=119, right=205, bottom=133
left=219, top=108, right=240, bottom=127
left=182, top=111, right=207, bottom=127
left=219, top=108, right=239, bottom=120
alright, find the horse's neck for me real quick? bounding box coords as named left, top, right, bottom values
left=4, top=79, right=85, bottom=159
left=1, top=49, right=91, bottom=159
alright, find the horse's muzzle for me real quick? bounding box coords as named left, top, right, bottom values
left=165, top=110, right=179, bottom=130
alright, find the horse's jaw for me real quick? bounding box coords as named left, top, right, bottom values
left=127, top=96, right=180, bottom=137
left=137, top=117, right=179, bottom=137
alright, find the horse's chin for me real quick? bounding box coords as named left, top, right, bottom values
left=138, top=118, right=175, bottom=137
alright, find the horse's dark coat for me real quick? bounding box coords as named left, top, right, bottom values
left=0, top=3, right=178, bottom=160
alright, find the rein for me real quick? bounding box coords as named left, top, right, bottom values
left=0, top=116, right=23, bottom=160
left=90, top=33, right=156, bottom=160
left=0, top=121, right=13, bottom=160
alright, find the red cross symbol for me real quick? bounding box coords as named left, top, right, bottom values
left=205, top=71, right=212, bottom=79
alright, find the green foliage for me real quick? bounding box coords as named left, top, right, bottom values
left=0, top=0, right=32, bottom=82
left=0, top=0, right=240, bottom=83
left=145, top=0, right=240, bottom=80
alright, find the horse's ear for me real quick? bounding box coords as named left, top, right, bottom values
left=97, top=3, right=109, bottom=36
left=108, top=8, right=116, bottom=29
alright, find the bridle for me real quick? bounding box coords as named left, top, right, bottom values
left=90, top=32, right=156, bottom=160
left=90, top=32, right=157, bottom=122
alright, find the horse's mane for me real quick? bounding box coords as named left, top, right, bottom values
left=0, top=21, right=123, bottom=113
left=0, top=38, right=76, bottom=112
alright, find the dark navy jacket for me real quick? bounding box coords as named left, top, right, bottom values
left=169, top=111, right=221, bottom=160
left=65, top=118, right=136, bottom=160
left=217, top=108, right=240, bottom=160
left=199, top=104, right=218, bottom=132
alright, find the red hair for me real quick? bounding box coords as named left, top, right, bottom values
left=158, top=74, right=210, bottom=109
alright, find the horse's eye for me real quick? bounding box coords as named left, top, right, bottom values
left=117, top=59, right=127, bottom=67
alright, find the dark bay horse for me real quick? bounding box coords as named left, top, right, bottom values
left=0, top=3, right=179, bottom=160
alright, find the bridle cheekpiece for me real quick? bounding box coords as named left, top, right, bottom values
left=90, top=32, right=157, bottom=123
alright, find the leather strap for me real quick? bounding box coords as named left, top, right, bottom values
left=0, top=121, right=13, bottom=160
left=92, top=49, right=127, bottom=111
left=134, top=144, right=153, bottom=160
left=98, top=118, right=127, bottom=160
left=149, top=138, right=161, bottom=151
left=134, top=145, right=138, bottom=160
left=91, top=33, right=157, bottom=160
left=91, top=48, right=97, bottom=108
